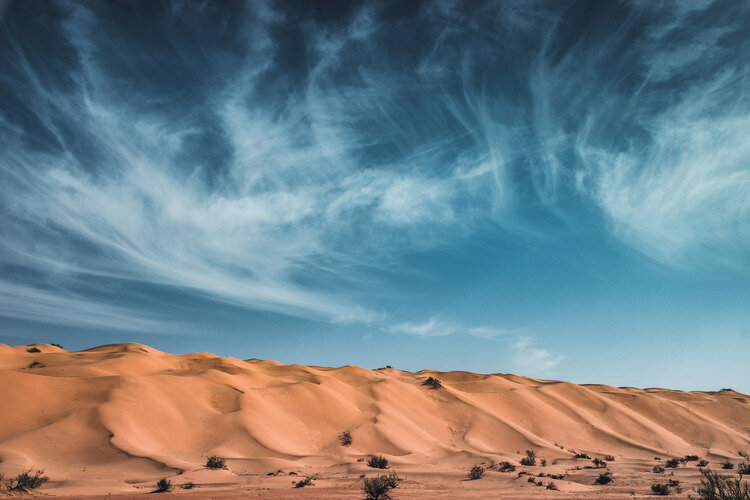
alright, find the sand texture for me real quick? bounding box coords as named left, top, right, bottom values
left=1, top=343, right=748, bottom=498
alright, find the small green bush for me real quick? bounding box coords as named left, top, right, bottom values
left=546, top=482, right=558, bottom=490
left=604, top=454, right=615, bottom=461
left=574, top=452, right=591, bottom=459
left=653, top=465, right=665, bottom=473
left=362, top=474, right=399, bottom=500
left=205, top=456, right=226, bottom=469
left=6, top=468, right=49, bottom=491
left=28, top=361, right=43, bottom=368
left=497, top=461, right=515, bottom=472
left=698, top=459, right=709, bottom=467
left=155, top=478, right=171, bottom=492
left=27, top=347, right=41, bottom=353
left=684, top=455, right=701, bottom=462
left=738, top=462, right=750, bottom=475
left=665, top=458, right=680, bottom=468
left=592, top=458, right=606, bottom=468
left=340, top=430, right=353, bottom=446
left=651, top=483, right=669, bottom=495
left=723, top=461, right=735, bottom=470
left=181, top=482, right=195, bottom=489
left=696, top=468, right=750, bottom=499
left=422, top=377, right=442, bottom=389
left=594, top=472, right=613, bottom=485
left=520, top=450, right=536, bottom=466
left=294, top=477, right=313, bottom=488
left=367, top=456, right=389, bottom=469
left=51, top=343, right=63, bottom=349
left=540, top=458, right=547, bottom=467
left=468, top=465, right=484, bottom=480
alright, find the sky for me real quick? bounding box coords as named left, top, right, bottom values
left=0, top=0, right=748, bottom=392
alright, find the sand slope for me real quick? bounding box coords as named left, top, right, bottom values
left=1, top=343, right=748, bottom=498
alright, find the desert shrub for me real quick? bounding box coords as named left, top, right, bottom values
left=699, top=460, right=710, bottom=467
left=536, top=480, right=544, bottom=486
left=498, top=461, right=516, bottom=472
left=665, top=458, right=680, bottom=468
left=593, top=458, right=607, bottom=468
left=527, top=476, right=536, bottom=483
left=6, top=468, right=49, bottom=491
left=468, top=465, right=484, bottom=480
left=27, top=347, right=41, bottom=353
left=594, top=472, right=613, bottom=485
left=719, top=388, right=732, bottom=392
left=668, top=479, right=679, bottom=486
left=340, top=430, right=353, bottom=446
left=155, top=478, right=171, bottom=492
left=520, top=450, right=536, bottom=466
left=540, top=458, right=547, bottom=467
left=651, top=483, right=670, bottom=495
left=574, top=452, right=591, bottom=459
left=294, top=477, right=313, bottom=488
left=723, top=461, right=735, bottom=470
left=368, top=456, right=389, bottom=469
left=550, top=474, right=565, bottom=480
left=363, top=474, right=398, bottom=500
left=653, top=466, right=665, bottom=473
left=28, top=360, right=43, bottom=368
left=695, top=468, right=750, bottom=500
left=422, top=377, right=442, bottom=389
left=181, top=482, right=195, bottom=489
left=51, top=343, right=63, bottom=348
left=205, top=456, right=226, bottom=469
left=604, top=454, right=615, bottom=461
left=546, top=482, right=558, bottom=490
left=685, top=455, right=701, bottom=462
left=738, top=463, right=750, bottom=475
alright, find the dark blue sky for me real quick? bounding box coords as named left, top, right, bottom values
left=1, top=0, right=748, bottom=391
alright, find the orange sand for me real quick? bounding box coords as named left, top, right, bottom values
left=1, top=342, right=748, bottom=498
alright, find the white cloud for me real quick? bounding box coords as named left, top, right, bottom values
left=389, top=316, right=456, bottom=337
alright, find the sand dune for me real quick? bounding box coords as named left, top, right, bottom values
left=1, top=343, right=748, bottom=498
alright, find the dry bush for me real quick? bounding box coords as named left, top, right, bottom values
left=468, top=465, right=484, bottom=480
left=205, top=456, right=226, bottom=469
left=6, top=468, right=49, bottom=491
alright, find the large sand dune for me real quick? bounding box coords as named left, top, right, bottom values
left=1, top=343, right=748, bottom=498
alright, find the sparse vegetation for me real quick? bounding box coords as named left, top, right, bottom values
left=181, top=482, right=195, bottom=489
left=550, top=474, right=565, bottom=480
left=574, top=452, right=591, bottom=459
left=51, top=343, right=63, bottom=349
left=497, top=461, right=516, bottom=472
left=368, top=456, right=389, bottom=469
left=293, top=477, right=314, bottom=488
left=738, top=463, right=750, bottom=475
left=6, top=468, right=49, bottom=491
left=685, top=455, right=701, bottom=462
left=468, top=465, right=484, bottom=480
left=362, top=474, right=399, bottom=500
left=605, top=454, right=615, bottom=461
left=520, top=450, right=537, bottom=466
left=594, top=472, right=613, bottom=485
left=205, top=456, right=226, bottom=469
left=422, top=377, right=442, bottom=389
left=546, top=482, right=558, bottom=490
left=699, top=460, right=710, bottom=467
left=540, top=458, right=547, bottom=467
left=340, top=430, right=353, bottom=446
left=719, top=388, right=733, bottom=392
left=668, top=479, right=680, bottom=486
left=654, top=466, right=665, bottom=473
left=723, top=461, right=735, bottom=470
left=592, top=458, right=607, bottom=468
left=27, top=347, right=41, bottom=353
left=528, top=476, right=536, bottom=483
left=665, top=458, right=680, bottom=468
left=695, top=468, right=750, bottom=500
left=651, top=483, right=670, bottom=495
left=28, top=360, right=43, bottom=368
left=155, top=477, right=172, bottom=492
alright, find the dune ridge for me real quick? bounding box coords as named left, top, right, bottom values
left=1, top=342, right=748, bottom=498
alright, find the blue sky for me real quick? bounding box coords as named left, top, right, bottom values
left=1, top=0, right=748, bottom=392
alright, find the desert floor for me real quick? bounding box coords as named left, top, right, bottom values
left=1, top=343, right=748, bottom=498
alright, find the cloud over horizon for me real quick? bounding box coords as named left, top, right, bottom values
left=1, top=1, right=748, bottom=377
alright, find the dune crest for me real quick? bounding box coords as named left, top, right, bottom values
left=1, top=343, right=748, bottom=497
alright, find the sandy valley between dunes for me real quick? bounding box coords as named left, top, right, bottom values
left=0, top=342, right=748, bottom=498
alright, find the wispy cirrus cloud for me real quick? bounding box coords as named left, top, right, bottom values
left=0, top=0, right=748, bottom=345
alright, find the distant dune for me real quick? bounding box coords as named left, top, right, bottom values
left=1, top=343, right=748, bottom=498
